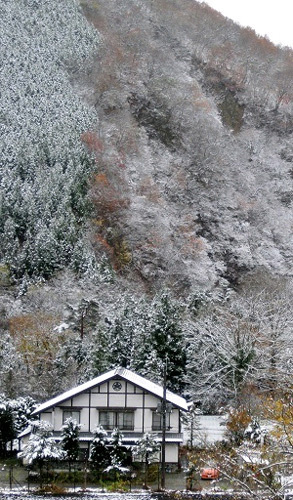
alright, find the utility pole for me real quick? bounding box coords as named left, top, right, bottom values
left=161, top=360, right=167, bottom=490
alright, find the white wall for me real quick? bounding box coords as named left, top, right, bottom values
left=35, top=377, right=183, bottom=463
left=165, top=443, right=179, bottom=463
left=183, top=415, right=226, bottom=445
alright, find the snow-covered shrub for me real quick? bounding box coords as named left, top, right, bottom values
left=19, top=420, right=64, bottom=465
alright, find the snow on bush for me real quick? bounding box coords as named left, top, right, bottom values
left=19, top=420, right=64, bottom=464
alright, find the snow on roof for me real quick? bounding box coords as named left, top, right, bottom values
left=18, top=425, right=31, bottom=438
left=32, top=367, right=188, bottom=415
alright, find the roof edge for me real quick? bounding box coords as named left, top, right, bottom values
left=32, top=367, right=188, bottom=414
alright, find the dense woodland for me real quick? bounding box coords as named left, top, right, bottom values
left=1, top=0, right=293, bottom=434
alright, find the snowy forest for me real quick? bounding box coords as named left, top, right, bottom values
left=1, top=0, right=293, bottom=434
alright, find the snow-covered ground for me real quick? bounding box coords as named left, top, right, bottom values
left=0, top=492, right=156, bottom=500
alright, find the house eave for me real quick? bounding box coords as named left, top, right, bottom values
left=32, top=368, right=188, bottom=416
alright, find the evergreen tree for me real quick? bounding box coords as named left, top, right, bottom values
left=89, top=425, right=110, bottom=470
left=19, top=421, right=64, bottom=486
left=107, top=301, right=137, bottom=368
left=244, top=418, right=264, bottom=444
left=106, top=292, right=186, bottom=393
left=104, top=428, right=129, bottom=481
left=54, top=335, right=97, bottom=386
left=0, top=396, right=16, bottom=457
left=133, top=433, right=160, bottom=487
left=10, top=396, right=36, bottom=434
left=106, top=296, right=150, bottom=370
left=144, top=291, right=187, bottom=393
left=109, top=427, right=127, bottom=467
left=0, top=334, right=24, bottom=397
left=90, top=328, right=110, bottom=376
left=181, top=403, right=201, bottom=449
left=60, top=417, right=82, bottom=470
left=0, top=0, right=99, bottom=284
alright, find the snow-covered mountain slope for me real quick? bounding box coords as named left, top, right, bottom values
left=80, top=0, right=293, bottom=292
left=1, top=0, right=293, bottom=402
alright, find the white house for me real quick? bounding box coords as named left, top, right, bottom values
left=20, top=367, right=188, bottom=464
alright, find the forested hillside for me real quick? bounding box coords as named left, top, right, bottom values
left=1, top=0, right=293, bottom=414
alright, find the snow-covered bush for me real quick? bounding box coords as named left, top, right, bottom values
left=19, top=420, right=64, bottom=465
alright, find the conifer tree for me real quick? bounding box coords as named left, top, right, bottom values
left=10, top=396, right=36, bottom=434
left=109, top=427, right=127, bottom=467
left=60, top=417, right=82, bottom=471
left=109, top=302, right=135, bottom=368
left=19, top=421, right=64, bottom=486
left=89, top=425, right=109, bottom=470
left=134, top=433, right=160, bottom=487
left=104, top=428, right=129, bottom=481
left=143, top=290, right=187, bottom=393
left=0, top=396, right=16, bottom=457
left=106, top=292, right=186, bottom=393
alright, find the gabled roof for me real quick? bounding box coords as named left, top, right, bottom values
left=32, top=367, right=188, bottom=415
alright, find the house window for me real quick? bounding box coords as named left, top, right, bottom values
left=63, top=410, right=80, bottom=424
left=99, top=411, right=134, bottom=430
left=152, top=411, right=171, bottom=431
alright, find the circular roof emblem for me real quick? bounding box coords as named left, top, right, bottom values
left=112, top=381, right=122, bottom=391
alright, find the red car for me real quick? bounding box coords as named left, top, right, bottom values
left=200, top=467, right=220, bottom=480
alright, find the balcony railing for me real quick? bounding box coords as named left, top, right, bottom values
left=53, top=430, right=183, bottom=442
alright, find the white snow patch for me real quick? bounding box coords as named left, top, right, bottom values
left=53, top=322, right=70, bottom=333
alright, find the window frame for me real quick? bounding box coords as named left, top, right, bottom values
left=99, top=410, right=134, bottom=430
left=62, top=409, right=81, bottom=424
left=152, top=411, right=171, bottom=431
